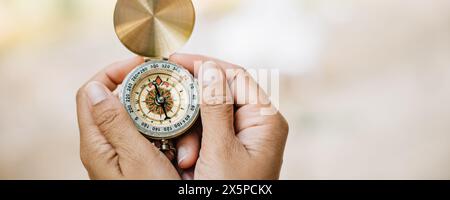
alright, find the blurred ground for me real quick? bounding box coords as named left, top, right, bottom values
left=0, top=0, right=450, bottom=179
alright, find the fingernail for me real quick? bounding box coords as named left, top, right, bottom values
left=201, top=62, right=220, bottom=86
left=177, top=146, right=189, bottom=165
left=86, top=82, right=109, bottom=105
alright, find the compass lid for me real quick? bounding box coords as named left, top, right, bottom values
left=114, top=0, right=195, bottom=58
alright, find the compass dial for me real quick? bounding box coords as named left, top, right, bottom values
left=120, top=60, right=199, bottom=139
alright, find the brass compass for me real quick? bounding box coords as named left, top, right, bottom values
left=114, top=0, right=199, bottom=151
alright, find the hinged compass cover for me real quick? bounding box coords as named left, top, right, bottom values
left=114, top=0, right=196, bottom=58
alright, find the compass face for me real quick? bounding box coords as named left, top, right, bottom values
left=120, top=60, right=200, bottom=139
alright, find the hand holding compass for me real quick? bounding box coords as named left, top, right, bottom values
left=76, top=0, right=289, bottom=180
left=76, top=54, right=289, bottom=180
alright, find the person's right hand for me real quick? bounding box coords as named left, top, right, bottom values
left=171, top=54, right=289, bottom=180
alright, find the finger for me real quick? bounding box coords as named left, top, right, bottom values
left=112, top=87, right=121, bottom=98
left=77, top=57, right=144, bottom=164
left=169, top=53, right=241, bottom=81
left=84, top=81, right=155, bottom=154
left=77, top=87, right=121, bottom=179
left=199, top=61, right=236, bottom=147
left=176, top=123, right=201, bottom=169
left=170, top=53, right=271, bottom=108
left=87, top=56, right=144, bottom=91
left=86, top=81, right=181, bottom=179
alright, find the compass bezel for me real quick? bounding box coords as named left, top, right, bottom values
left=120, top=60, right=200, bottom=140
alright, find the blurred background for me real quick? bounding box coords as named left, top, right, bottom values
left=1, top=0, right=450, bottom=179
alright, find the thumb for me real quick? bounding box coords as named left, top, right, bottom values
left=85, top=82, right=162, bottom=161
left=199, top=62, right=235, bottom=148
left=84, top=81, right=180, bottom=179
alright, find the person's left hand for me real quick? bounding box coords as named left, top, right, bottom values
left=76, top=57, right=199, bottom=179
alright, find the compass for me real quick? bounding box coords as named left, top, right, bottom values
left=114, top=0, right=198, bottom=151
